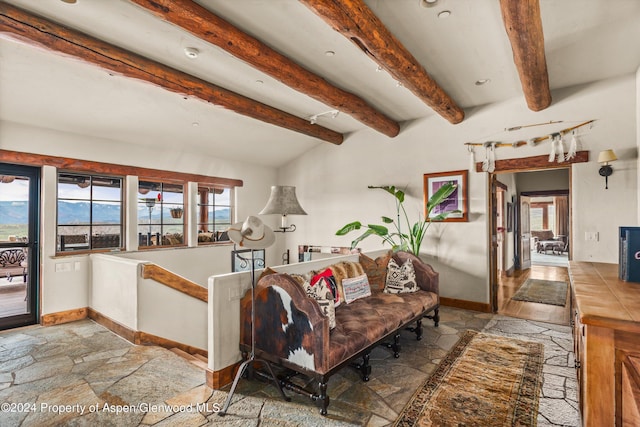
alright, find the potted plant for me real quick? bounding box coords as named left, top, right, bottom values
left=335, top=184, right=458, bottom=255
left=170, top=207, right=184, bottom=219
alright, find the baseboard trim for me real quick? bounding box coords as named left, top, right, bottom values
left=207, top=363, right=240, bottom=389
left=41, top=307, right=88, bottom=326
left=87, top=308, right=137, bottom=343
left=440, top=297, right=492, bottom=313
left=505, top=265, right=515, bottom=277
left=136, top=331, right=207, bottom=358
left=42, top=307, right=208, bottom=359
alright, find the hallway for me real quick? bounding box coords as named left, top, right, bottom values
left=497, top=264, right=570, bottom=325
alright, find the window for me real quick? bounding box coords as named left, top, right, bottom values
left=530, top=207, right=543, bottom=231
left=138, top=181, right=185, bottom=247
left=57, top=173, right=123, bottom=252
left=197, top=187, right=233, bottom=244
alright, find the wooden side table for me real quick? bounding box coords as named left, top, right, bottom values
left=569, top=261, right=640, bottom=426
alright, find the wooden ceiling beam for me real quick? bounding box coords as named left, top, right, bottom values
left=129, top=0, right=400, bottom=138
left=499, top=0, right=552, bottom=111
left=0, top=2, right=343, bottom=145
left=299, top=0, right=464, bottom=125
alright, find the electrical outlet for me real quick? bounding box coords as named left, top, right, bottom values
left=585, top=232, right=599, bottom=241
left=55, top=262, right=72, bottom=272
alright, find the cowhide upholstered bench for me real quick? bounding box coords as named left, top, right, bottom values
left=239, top=251, right=439, bottom=415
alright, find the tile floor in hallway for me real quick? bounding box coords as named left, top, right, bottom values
left=0, top=307, right=580, bottom=426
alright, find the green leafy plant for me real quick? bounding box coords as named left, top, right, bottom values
left=335, top=184, right=459, bottom=255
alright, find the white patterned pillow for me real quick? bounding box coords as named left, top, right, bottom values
left=342, top=274, right=372, bottom=304
left=302, top=277, right=336, bottom=329
left=384, top=258, right=418, bottom=294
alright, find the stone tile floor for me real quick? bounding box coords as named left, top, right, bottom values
left=0, top=307, right=580, bottom=426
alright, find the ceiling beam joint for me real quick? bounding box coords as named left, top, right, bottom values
left=299, top=0, right=465, bottom=125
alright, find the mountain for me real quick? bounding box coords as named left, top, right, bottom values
left=0, top=201, right=230, bottom=224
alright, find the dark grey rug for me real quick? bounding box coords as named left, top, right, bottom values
left=511, top=279, right=568, bottom=306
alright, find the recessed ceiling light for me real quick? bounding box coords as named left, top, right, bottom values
left=192, top=122, right=199, bottom=127
left=438, top=10, right=451, bottom=18
left=184, top=47, right=199, bottom=59
left=475, top=78, right=491, bottom=86
left=255, top=79, right=264, bottom=84
left=420, top=0, right=439, bottom=8
left=324, top=50, right=335, bottom=57
left=60, top=0, right=78, bottom=3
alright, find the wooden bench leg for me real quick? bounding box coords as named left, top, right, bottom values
left=361, top=353, right=371, bottom=381
left=352, top=352, right=372, bottom=381
left=391, top=333, right=401, bottom=358
left=318, top=380, right=329, bottom=415
left=414, top=318, right=423, bottom=341
left=424, top=307, right=440, bottom=327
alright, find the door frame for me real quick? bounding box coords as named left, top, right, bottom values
left=0, top=164, right=40, bottom=330
left=485, top=152, right=586, bottom=313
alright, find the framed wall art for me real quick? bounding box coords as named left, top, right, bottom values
left=423, top=169, right=468, bottom=222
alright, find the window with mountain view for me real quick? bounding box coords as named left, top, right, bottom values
left=197, top=187, right=233, bottom=245
left=138, top=181, right=184, bottom=248
left=57, top=173, right=123, bottom=252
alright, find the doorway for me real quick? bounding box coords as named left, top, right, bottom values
left=489, top=167, right=572, bottom=325
left=526, top=192, right=569, bottom=268
left=0, top=164, right=40, bottom=330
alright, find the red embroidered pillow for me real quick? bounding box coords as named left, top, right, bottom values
left=311, top=268, right=341, bottom=307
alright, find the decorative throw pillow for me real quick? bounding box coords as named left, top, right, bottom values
left=384, top=258, right=418, bottom=294
left=359, top=251, right=392, bottom=291
left=302, top=278, right=336, bottom=329
left=342, top=274, right=372, bottom=304
left=337, top=261, right=365, bottom=278
left=311, top=268, right=341, bottom=307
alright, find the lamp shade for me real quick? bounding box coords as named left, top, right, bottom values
left=597, top=149, right=617, bottom=164
left=259, top=186, right=307, bottom=216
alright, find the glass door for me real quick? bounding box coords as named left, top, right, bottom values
left=0, top=164, right=40, bottom=330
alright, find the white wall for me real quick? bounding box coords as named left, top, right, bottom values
left=0, top=121, right=280, bottom=316
left=91, top=254, right=140, bottom=330
left=91, top=254, right=208, bottom=350
left=279, top=74, right=639, bottom=304
left=516, top=169, right=569, bottom=193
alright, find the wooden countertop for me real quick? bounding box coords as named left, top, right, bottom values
left=569, top=261, right=640, bottom=334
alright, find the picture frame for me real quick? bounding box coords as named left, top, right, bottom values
left=423, top=169, right=468, bottom=222
left=231, top=248, right=265, bottom=272
left=506, top=202, right=513, bottom=232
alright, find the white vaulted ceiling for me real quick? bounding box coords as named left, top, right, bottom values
left=1, top=0, right=639, bottom=167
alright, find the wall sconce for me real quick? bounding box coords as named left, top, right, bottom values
left=259, top=185, right=307, bottom=232
left=597, top=149, right=617, bottom=189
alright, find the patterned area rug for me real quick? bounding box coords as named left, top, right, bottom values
left=394, top=330, right=544, bottom=427
left=511, top=278, right=568, bottom=306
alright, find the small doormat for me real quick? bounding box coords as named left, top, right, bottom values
left=394, top=330, right=543, bottom=427
left=511, top=279, right=568, bottom=306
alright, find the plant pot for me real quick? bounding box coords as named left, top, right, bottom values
left=170, top=208, right=183, bottom=219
